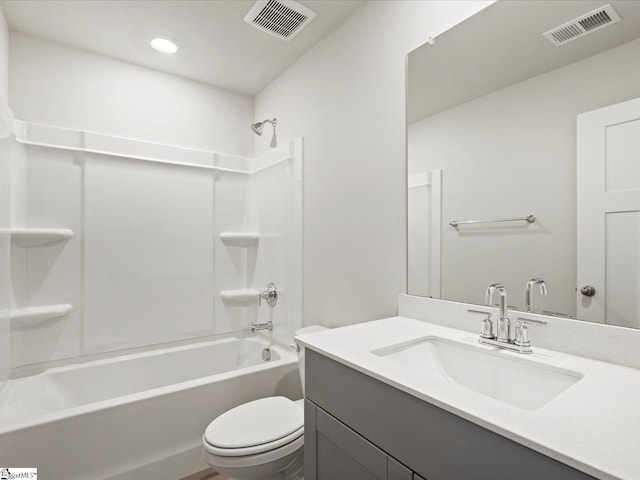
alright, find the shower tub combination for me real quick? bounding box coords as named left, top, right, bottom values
left=0, top=336, right=299, bottom=480
left=0, top=122, right=304, bottom=478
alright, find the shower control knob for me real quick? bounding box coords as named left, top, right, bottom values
left=259, top=283, right=278, bottom=307
left=580, top=285, right=596, bottom=297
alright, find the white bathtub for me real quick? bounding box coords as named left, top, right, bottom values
left=0, top=336, right=300, bottom=480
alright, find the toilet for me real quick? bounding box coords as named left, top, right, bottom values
left=202, top=325, right=327, bottom=480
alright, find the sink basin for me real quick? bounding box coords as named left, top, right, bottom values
left=372, top=336, right=583, bottom=410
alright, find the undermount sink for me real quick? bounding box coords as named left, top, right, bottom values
left=372, top=336, right=583, bottom=410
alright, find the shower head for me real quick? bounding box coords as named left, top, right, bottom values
left=251, top=118, right=278, bottom=148
left=251, top=118, right=277, bottom=136
left=251, top=122, right=264, bottom=135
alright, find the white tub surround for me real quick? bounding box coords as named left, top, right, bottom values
left=5, top=119, right=303, bottom=369
left=297, top=314, right=640, bottom=480
left=0, top=336, right=300, bottom=480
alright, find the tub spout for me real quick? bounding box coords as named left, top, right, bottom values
left=250, top=321, right=273, bottom=335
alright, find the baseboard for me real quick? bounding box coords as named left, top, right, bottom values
left=103, top=443, right=209, bottom=480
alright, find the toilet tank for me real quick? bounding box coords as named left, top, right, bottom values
left=294, top=325, right=328, bottom=394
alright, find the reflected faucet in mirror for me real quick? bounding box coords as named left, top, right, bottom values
left=526, top=278, right=548, bottom=313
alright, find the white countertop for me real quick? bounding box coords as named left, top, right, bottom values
left=296, top=317, right=640, bottom=480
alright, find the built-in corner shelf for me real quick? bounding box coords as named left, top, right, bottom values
left=10, top=228, right=73, bottom=247
left=10, top=304, right=73, bottom=328
left=220, top=232, right=259, bottom=248
left=220, top=289, right=259, bottom=307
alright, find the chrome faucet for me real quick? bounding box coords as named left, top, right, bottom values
left=485, top=283, right=510, bottom=342
left=478, top=283, right=547, bottom=353
left=250, top=283, right=278, bottom=335
left=525, top=278, right=548, bottom=313
left=250, top=321, right=273, bottom=335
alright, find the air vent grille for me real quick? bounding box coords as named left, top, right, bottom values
left=550, top=24, right=583, bottom=44
left=543, top=4, right=620, bottom=47
left=245, top=0, right=316, bottom=41
left=580, top=10, right=612, bottom=31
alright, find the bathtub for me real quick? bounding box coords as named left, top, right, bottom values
left=0, top=335, right=300, bottom=480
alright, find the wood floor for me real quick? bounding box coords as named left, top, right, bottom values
left=180, top=468, right=226, bottom=480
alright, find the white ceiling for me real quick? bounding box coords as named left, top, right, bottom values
left=0, top=0, right=363, bottom=96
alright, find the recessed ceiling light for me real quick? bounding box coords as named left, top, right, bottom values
left=150, top=38, right=177, bottom=54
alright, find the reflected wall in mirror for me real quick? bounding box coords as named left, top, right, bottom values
left=407, top=0, right=640, bottom=328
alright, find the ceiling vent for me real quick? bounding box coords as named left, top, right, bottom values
left=543, top=4, right=620, bottom=47
left=244, top=0, right=316, bottom=41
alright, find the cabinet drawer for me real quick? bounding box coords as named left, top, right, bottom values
left=306, top=350, right=595, bottom=480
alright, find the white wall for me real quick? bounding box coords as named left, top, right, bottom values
left=9, top=32, right=254, bottom=157
left=0, top=5, right=8, bottom=114
left=0, top=4, right=10, bottom=388
left=408, top=38, right=640, bottom=316
left=254, top=0, right=492, bottom=327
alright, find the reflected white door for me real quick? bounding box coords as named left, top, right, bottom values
left=577, top=97, right=640, bottom=327
left=407, top=170, right=442, bottom=298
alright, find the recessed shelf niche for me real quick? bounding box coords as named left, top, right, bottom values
left=10, top=304, right=73, bottom=328
left=220, top=289, right=259, bottom=307
left=220, top=232, right=259, bottom=247
left=9, top=227, right=74, bottom=330
left=10, top=228, right=73, bottom=247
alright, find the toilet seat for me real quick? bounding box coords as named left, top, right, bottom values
left=203, top=396, right=304, bottom=457
left=203, top=433, right=304, bottom=471
left=204, top=426, right=303, bottom=457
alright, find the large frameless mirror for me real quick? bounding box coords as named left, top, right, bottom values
left=407, top=0, right=640, bottom=328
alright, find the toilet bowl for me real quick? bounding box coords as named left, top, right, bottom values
left=202, top=325, right=327, bottom=480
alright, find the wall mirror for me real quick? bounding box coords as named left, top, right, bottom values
left=407, top=0, right=640, bottom=328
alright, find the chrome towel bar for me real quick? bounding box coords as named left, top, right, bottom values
left=449, top=214, right=535, bottom=228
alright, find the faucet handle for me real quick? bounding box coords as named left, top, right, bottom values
left=516, top=317, right=547, bottom=326
left=259, top=283, right=278, bottom=307
left=514, top=317, right=547, bottom=350
left=468, top=309, right=494, bottom=339
left=480, top=317, right=494, bottom=339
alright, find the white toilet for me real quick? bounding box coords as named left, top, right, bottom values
left=202, top=325, right=327, bottom=480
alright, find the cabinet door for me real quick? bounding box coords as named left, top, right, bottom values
left=389, top=456, right=413, bottom=480
left=306, top=400, right=387, bottom=480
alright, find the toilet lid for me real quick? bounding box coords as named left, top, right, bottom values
left=204, top=396, right=304, bottom=450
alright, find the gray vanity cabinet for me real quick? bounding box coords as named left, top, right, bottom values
left=305, top=399, right=412, bottom=480
left=304, top=350, right=596, bottom=480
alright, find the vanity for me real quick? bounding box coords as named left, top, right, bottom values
left=304, top=350, right=592, bottom=480
left=297, top=297, right=640, bottom=480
